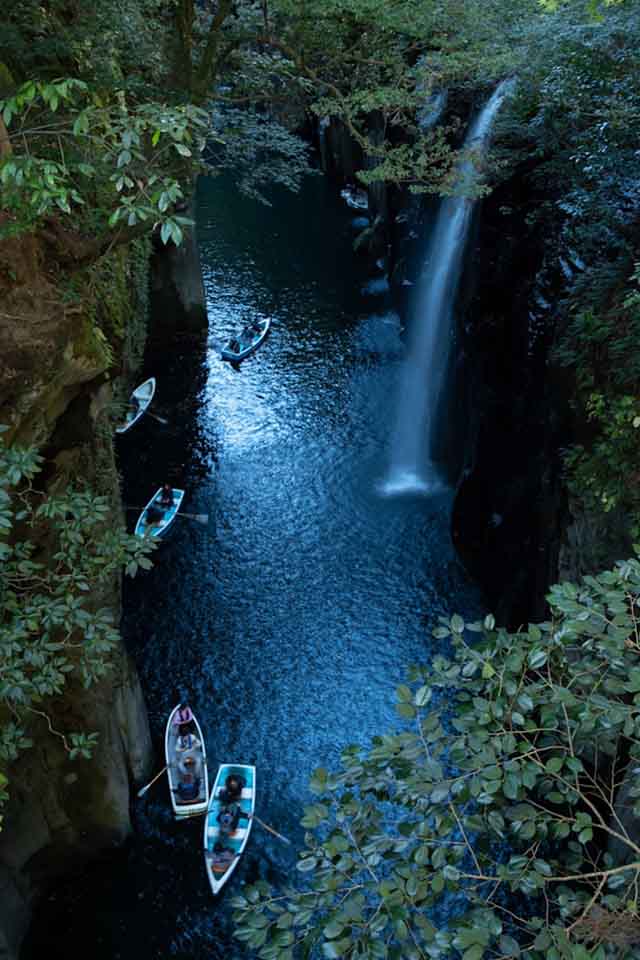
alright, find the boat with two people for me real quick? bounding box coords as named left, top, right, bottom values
left=204, top=763, right=256, bottom=894
left=165, top=703, right=210, bottom=819
left=135, top=485, right=185, bottom=539
left=221, top=318, right=271, bottom=363
left=115, top=377, right=156, bottom=434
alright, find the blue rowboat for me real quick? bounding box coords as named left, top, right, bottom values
left=204, top=763, right=256, bottom=895
left=165, top=704, right=209, bottom=819
left=221, top=318, right=271, bottom=362
left=116, top=377, right=156, bottom=434
left=134, top=487, right=185, bottom=538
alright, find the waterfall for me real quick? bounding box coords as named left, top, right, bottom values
left=383, top=80, right=514, bottom=497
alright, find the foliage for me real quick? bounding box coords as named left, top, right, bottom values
left=0, top=428, right=155, bottom=813
left=495, top=2, right=640, bottom=545
left=564, top=393, right=640, bottom=539
left=0, top=0, right=549, bottom=252
left=555, top=259, right=640, bottom=538
left=235, top=556, right=640, bottom=959
left=0, top=77, right=208, bottom=249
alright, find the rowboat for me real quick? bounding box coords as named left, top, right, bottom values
left=165, top=704, right=209, bottom=818
left=204, top=763, right=256, bottom=894
left=134, top=487, right=185, bottom=538
left=221, top=318, right=271, bottom=362
left=115, top=377, right=156, bottom=434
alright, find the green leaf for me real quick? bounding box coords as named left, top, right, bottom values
left=545, top=756, right=563, bottom=774
left=462, top=946, right=484, bottom=960
left=499, top=935, right=521, bottom=956
left=323, top=920, right=343, bottom=939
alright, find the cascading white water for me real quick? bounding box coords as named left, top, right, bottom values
left=383, top=80, right=514, bottom=497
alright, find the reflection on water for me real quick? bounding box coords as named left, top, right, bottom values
left=24, top=175, right=481, bottom=959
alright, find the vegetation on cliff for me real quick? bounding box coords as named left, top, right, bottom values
left=0, top=430, right=154, bottom=817
left=497, top=1, right=640, bottom=558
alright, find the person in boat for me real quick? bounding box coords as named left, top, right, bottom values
left=158, top=483, right=174, bottom=508
left=217, top=801, right=249, bottom=835
left=174, top=704, right=195, bottom=738
left=250, top=320, right=262, bottom=335
left=177, top=730, right=200, bottom=752
left=173, top=704, right=194, bottom=726
left=145, top=505, right=164, bottom=529
left=178, top=753, right=201, bottom=778
left=219, top=773, right=245, bottom=804
left=209, top=842, right=236, bottom=871
left=229, top=337, right=241, bottom=353
left=176, top=770, right=201, bottom=802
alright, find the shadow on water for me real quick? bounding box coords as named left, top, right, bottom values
left=23, top=174, right=482, bottom=959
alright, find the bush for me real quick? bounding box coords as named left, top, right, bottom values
left=234, top=556, right=640, bottom=958
left=0, top=427, right=154, bottom=815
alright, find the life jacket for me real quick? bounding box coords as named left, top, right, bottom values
left=218, top=803, right=240, bottom=833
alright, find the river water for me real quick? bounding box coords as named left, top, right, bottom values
left=24, top=174, right=481, bottom=959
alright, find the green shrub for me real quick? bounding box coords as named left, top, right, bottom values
left=235, top=557, right=640, bottom=958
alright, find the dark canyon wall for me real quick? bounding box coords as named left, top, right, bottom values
left=0, top=233, right=153, bottom=960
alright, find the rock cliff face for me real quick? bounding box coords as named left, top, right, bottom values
left=0, top=232, right=153, bottom=960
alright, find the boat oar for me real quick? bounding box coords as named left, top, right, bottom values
left=137, top=765, right=169, bottom=798
left=178, top=512, right=209, bottom=524
left=125, top=507, right=209, bottom=525
left=248, top=813, right=291, bottom=845
left=147, top=410, right=169, bottom=425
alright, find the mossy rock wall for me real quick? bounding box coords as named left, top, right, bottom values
left=0, top=232, right=153, bottom=960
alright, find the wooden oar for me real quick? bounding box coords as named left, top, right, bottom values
left=147, top=410, right=169, bottom=425
left=137, top=765, right=168, bottom=797
left=125, top=507, right=209, bottom=525
left=178, top=511, right=209, bottom=524
left=248, top=813, right=291, bottom=845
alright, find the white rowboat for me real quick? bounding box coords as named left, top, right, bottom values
left=221, top=318, right=271, bottom=362
left=115, top=377, right=156, bottom=434
left=165, top=704, right=209, bottom=819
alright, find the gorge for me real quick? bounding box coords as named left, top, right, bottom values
left=2, top=1, right=640, bottom=957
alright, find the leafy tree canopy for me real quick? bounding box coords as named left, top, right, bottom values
left=0, top=0, right=550, bottom=255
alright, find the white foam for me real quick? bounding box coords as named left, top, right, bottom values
left=378, top=470, right=446, bottom=498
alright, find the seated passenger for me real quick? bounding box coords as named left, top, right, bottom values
left=173, top=704, right=194, bottom=726
left=179, top=754, right=201, bottom=778
left=176, top=772, right=200, bottom=802
left=217, top=802, right=247, bottom=834
left=219, top=773, right=245, bottom=804
left=145, top=505, right=164, bottom=528
left=210, top=842, right=236, bottom=871
left=177, top=731, right=200, bottom=752
left=159, top=483, right=174, bottom=508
